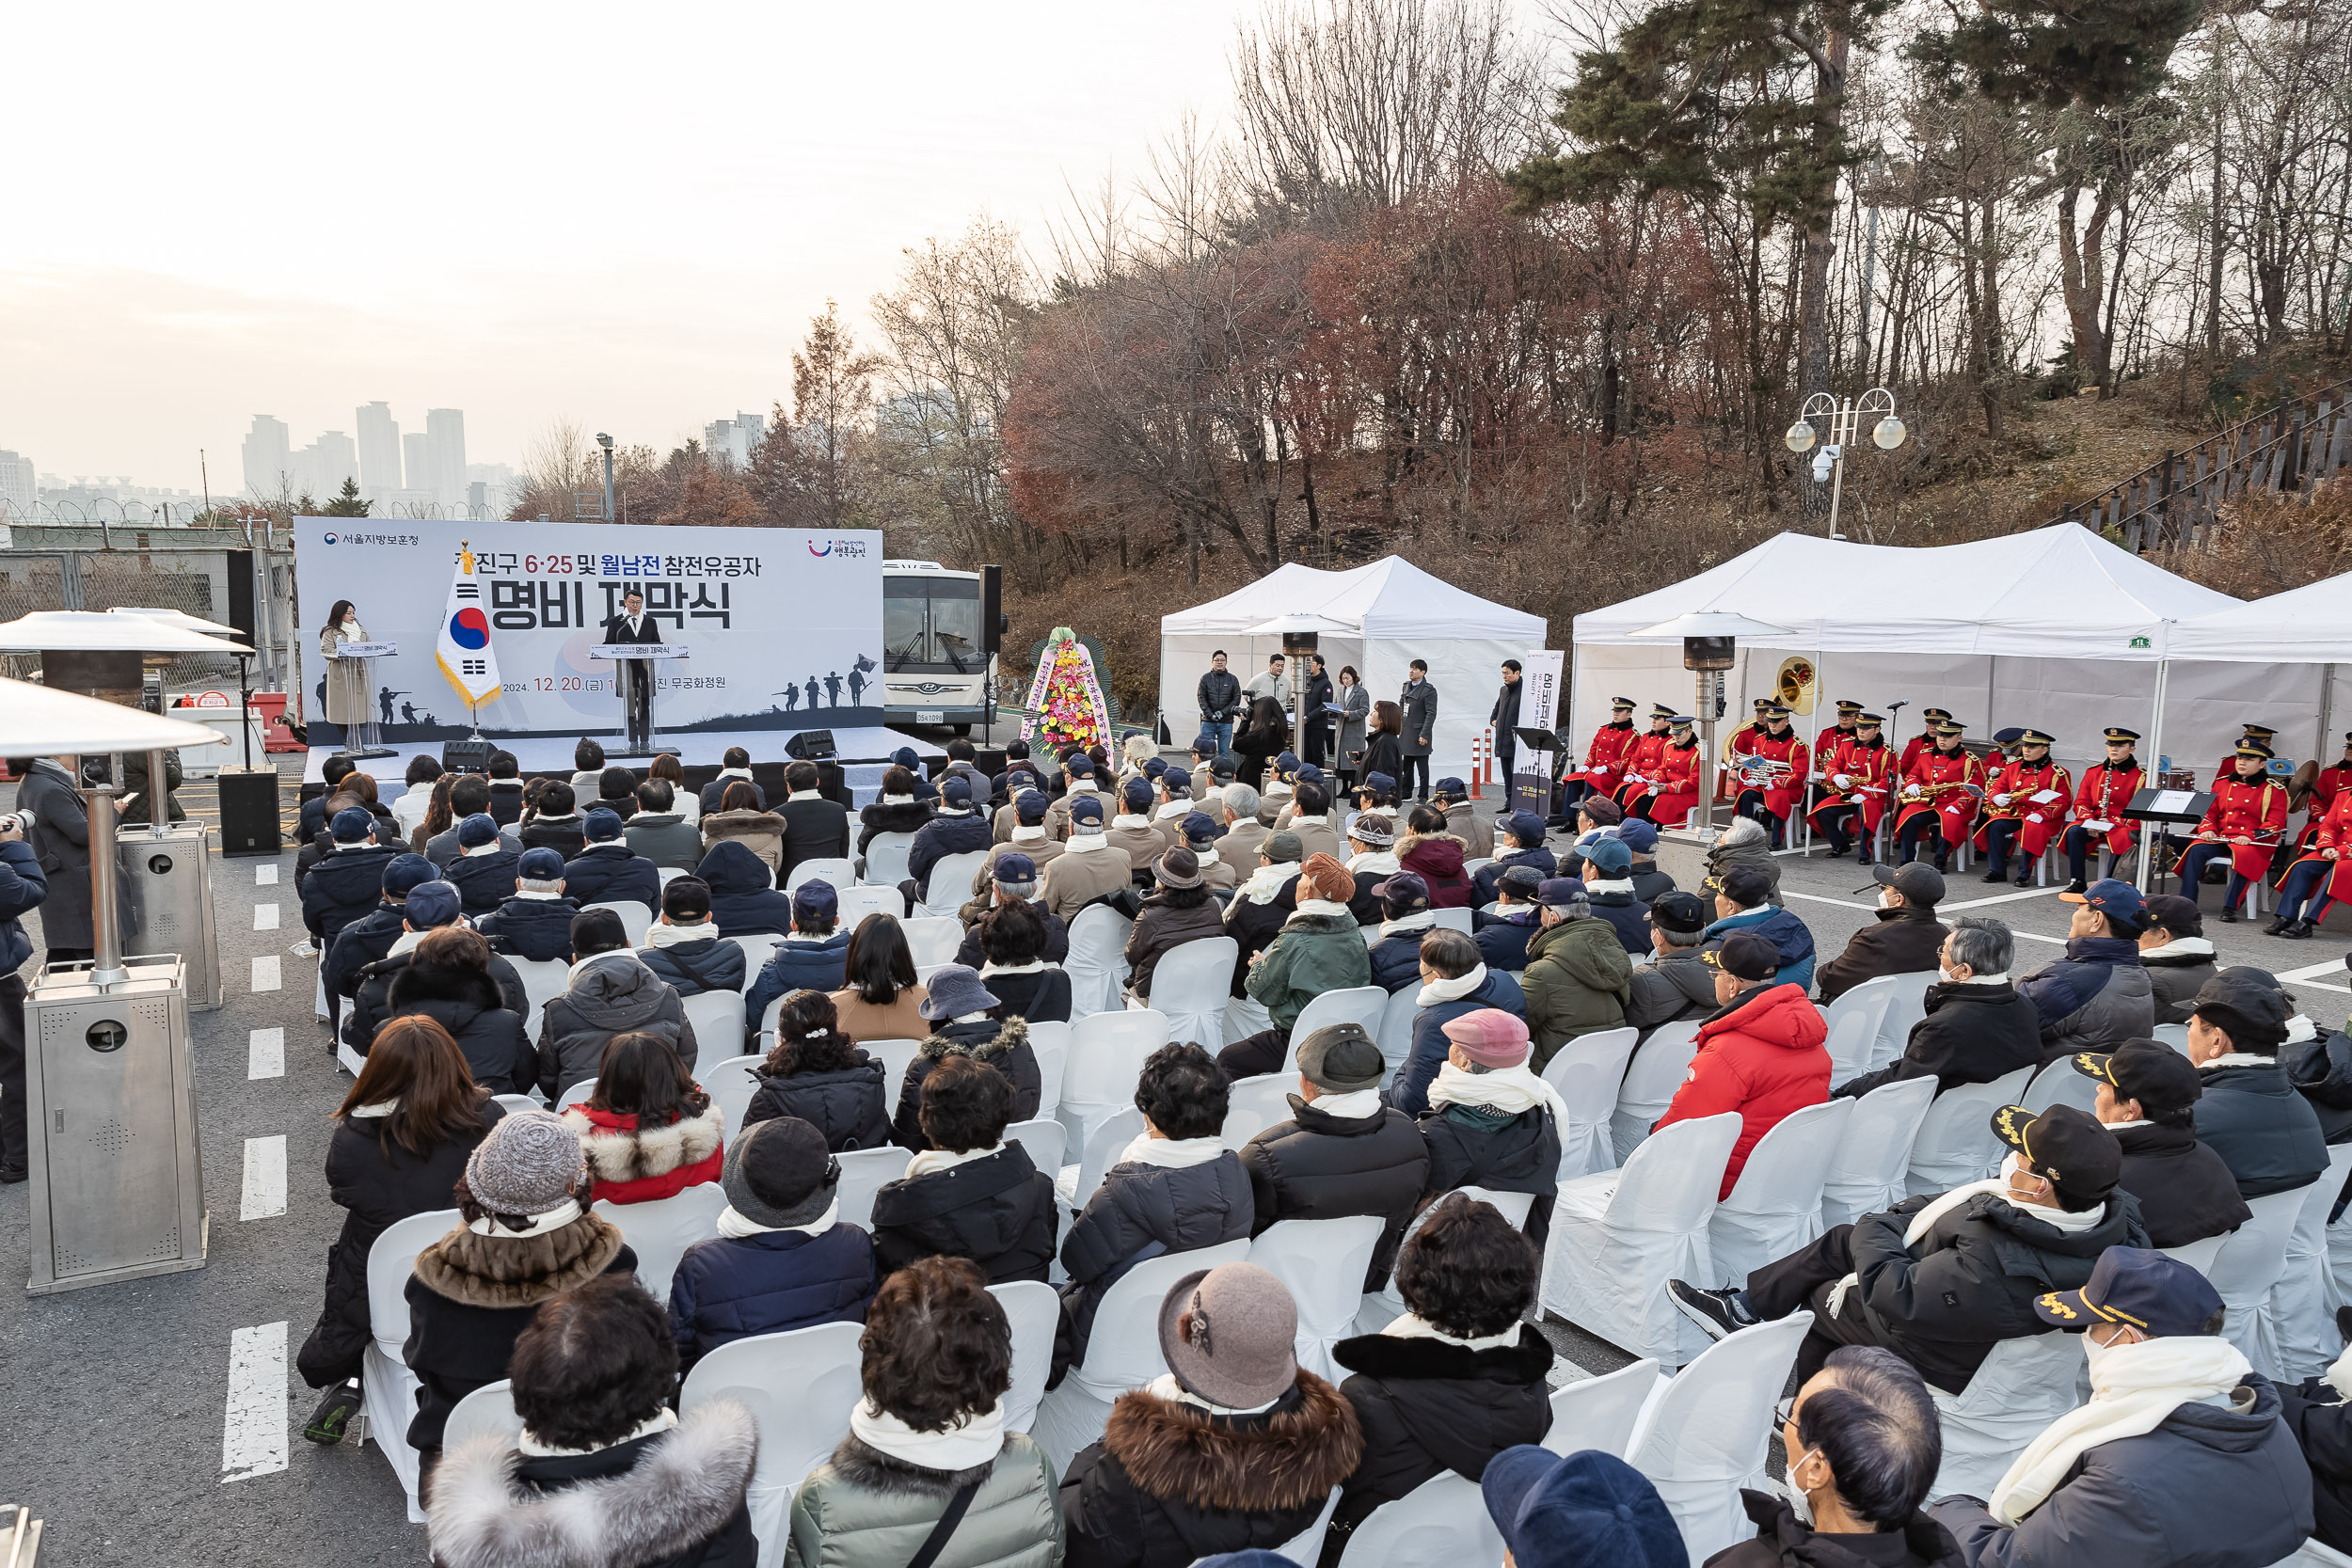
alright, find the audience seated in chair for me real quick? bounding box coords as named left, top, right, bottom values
left=1835, top=917, right=2041, bottom=1101
left=1471, top=864, right=1545, bottom=973
left=1341, top=813, right=1400, bottom=926
left=1123, top=847, right=1229, bottom=1005
left=959, top=891, right=1070, bottom=1028
left=1222, top=853, right=1372, bottom=1080
left=562, top=806, right=661, bottom=910
left=990, top=785, right=1062, bottom=868
left=443, top=813, right=523, bottom=916
left=1223, top=829, right=1306, bottom=986
left=1668, top=1102, right=2149, bottom=1396
left=893, top=966, right=1043, bottom=1152
left=1368, top=871, right=1439, bottom=990
left=1320, top=1193, right=1552, bottom=1568
left=872, top=1053, right=1058, bottom=1283
left=696, top=839, right=793, bottom=939
left=622, top=776, right=703, bottom=870
left=562, top=1031, right=724, bottom=1205
left=1578, top=835, right=1652, bottom=957
left=744, top=881, right=852, bottom=1031
left=518, top=779, right=588, bottom=862
left=862, top=763, right=936, bottom=857
left=828, top=913, right=930, bottom=1043
left=1414, top=1010, right=1565, bottom=1242
left=426, top=1274, right=759, bottom=1568
left=473, top=847, right=580, bottom=963
left=1176, top=811, right=1236, bottom=893
left=302, top=806, right=403, bottom=950
left=536, top=911, right=701, bottom=1099
left=772, top=759, right=853, bottom=884
left=325, top=852, right=437, bottom=1006
left=1470, top=810, right=1556, bottom=908
left=634, top=876, right=747, bottom=999
left=1042, top=796, right=1133, bottom=920
left=703, top=779, right=784, bottom=875
left=2279, top=1332, right=2352, bottom=1555
left=347, top=911, right=533, bottom=1095
left=485, top=750, right=526, bottom=826
left=698, top=747, right=764, bottom=815
left=1620, top=818, right=1676, bottom=905
left=1215, top=784, right=1269, bottom=885
left=592, top=766, right=641, bottom=823
left=1106, top=775, right=1174, bottom=874
left=1817, top=863, right=1951, bottom=1003
left=2079, top=1039, right=2251, bottom=1248
left=2183, top=968, right=2329, bottom=1198
left=957, top=853, right=1071, bottom=969
left=1652, top=930, right=1830, bottom=1200
left=1059, top=1260, right=1362, bottom=1568
left=906, top=775, right=993, bottom=909
left=1517, top=878, right=1632, bottom=1074
left=1396, top=802, right=1470, bottom=909
left=2138, top=893, right=2216, bottom=1026
left=425, top=778, right=521, bottom=867
left=1623, top=891, right=1716, bottom=1037
left=2016, top=879, right=2154, bottom=1060
left=1704, top=864, right=1817, bottom=995
left=1391, top=927, right=1528, bottom=1117
left=667, top=1116, right=876, bottom=1376
left=744, top=990, right=893, bottom=1151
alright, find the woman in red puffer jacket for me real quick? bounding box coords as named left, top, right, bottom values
left=1398, top=805, right=1474, bottom=909
left=561, top=1032, right=725, bottom=1205
left=1652, top=931, right=1830, bottom=1198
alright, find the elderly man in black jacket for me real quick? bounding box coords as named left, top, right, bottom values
left=902, top=774, right=992, bottom=911
left=1238, top=1024, right=1431, bottom=1291
left=2077, top=1039, right=2251, bottom=1248
left=1623, top=892, right=1716, bottom=1037
left=472, top=847, right=581, bottom=963
left=1835, top=915, right=2042, bottom=1100
left=2186, top=969, right=2329, bottom=1199
left=1817, top=863, right=1950, bottom=1003
left=771, top=759, right=851, bottom=883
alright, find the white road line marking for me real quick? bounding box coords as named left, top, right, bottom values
left=221, top=1323, right=289, bottom=1482
left=247, top=1026, right=285, bottom=1080
left=1941, top=886, right=2069, bottom=911
left=250, top=955, right=281, bottom=992
left=252, top=902, right=278, bottom=931
left=240, top=1135, right=287, bottom=1220
left=2278, top=959, right=2350, bottom=984
left=256, top=863, right=278, bottom=885
left=1782, top=892, right=1875, bottom=911
left=2013, top=931, right=2066, bottom=944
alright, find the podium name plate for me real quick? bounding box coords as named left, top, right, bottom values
left=333, top=641, right=399, bottom=658
left=587, top=644, right=692, bottom=660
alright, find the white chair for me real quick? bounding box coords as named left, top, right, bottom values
left=862, top=1037, right=926, bottom=1103
left=1251, top=1216, right=1385, bottom=1382
left=1027, top=1020, right=1070, bottom=1119
left=1005, top=1117, right=1067, bottom=1180
left=1058, top=1105, right=1147, bottom=1211
left=1610, top=1020, right=1705, bottom=1159
left=1431, top=908, right=1474, bottom=934
left=657, top=864, right=687, bottom=887
left=1821, top=1076, right=1937, bottom=1227
left=1281, top=987, right=1389, bottom=1071
left=509, top=956, right=568, bottom=1024
left=1926, top=1331, right=2087, bottom=1501
left=1905, top=1065, right=2035, bottom=1198
left=1356, top=1186, right=1535, bottom=1336
left=990, top=1279, right=1061, bottom=1434
left=1374, top=985, right=1419, bottom=1075
left=1333, top=1472, right=1501, bottom=1568
left=1270, top=1487, right=1344, bottom=1568
left=1224, top=993, right=1276, bottom=1050
left=1541, top=1025, right=1640, bottom=1180
left=1228, top=1072, right=1299, bottom=1140
left=1031, top=1239, right=1254, bottom=1477
left=921, top=850, right=989, bottom=918
left=860, top=831, right=917, bottom=886
left=491, top=1091, right=540, bottom=1116
left=899, top=916, right=963, bottom=969
left=728, top=933, right=783, bottom=974
left=360, top=1208, right=458, bottom=1520
left=594, top=1183, right=728, bottom=1305
left=681, top=990, right=748, bottom=1065
left=834, top=883, right=900, bottom=929
left=2153, top=1022, right=2191, bottom=1053
left=2212, top=1187, right=2311, bottom=1377
left=1064, top=904, right=1136, bottom=1020
left=1624, top=1310, right=1816, bottom=1562
left=832, top=1146, right=910, bottom=1230
left=439, top=1377, right=525, bottom=1455
left=554, top=1078, right=596, bottom=1112
left=2280, top=1144, right=2352, bottom=1379
left=787, top=857, right=854, bottom=894
left=1539, top=1111, right=1742, bottom=1367
left=1057, top=1009, right=1168, bottom=1155
left=585, top=898, right=653, bottom=946
left=701, top=1053, right=763, bottom=1136
left=2163, top=1230, right=2230, bottom=1275
left=1867, top=971, right=1938, bottom=1069
left=1820, top=979, right=1897, bottom=1084
left=1542, top=1358, right=1661, bottom=1458
left=679, top=1321, right=866, bottom=1567
left=2019, top=1057, right=2102, bottom=1117
left=1709, top=1098, right=1852, bottom=1288
left=1146, top=936, right=1238, bottom=1052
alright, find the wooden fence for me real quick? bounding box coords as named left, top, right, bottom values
left=2060, top=376, right=2352, bottom=551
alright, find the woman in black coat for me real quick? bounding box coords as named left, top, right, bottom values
left=857, top=765, right=935, bottom=859
left=347, top=921, right=535, bottom=1093
left=296, top=1015, right=505, bottom=1435
left=1232, top=697, right=1292, bottom=790
left=742, top=990, right=893, bottom=1150
left=976, top=897, right=1073, bottom=1023
left=870, top=1054, right=1058, bottom=1282
left=1359, top=701, right=1406, bottom=794
left=517, top=779, right=588, bottom=860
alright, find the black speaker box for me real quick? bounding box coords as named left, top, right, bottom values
left=217, top=767, right=283, bottom=856
left=785, top=729, right=838, bottom=761
left=442, top=737, right=495, bottom=773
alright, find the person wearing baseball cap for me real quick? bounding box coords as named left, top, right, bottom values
left=990, top=785, right=1063, bottom=874
left=743, top=880, right=851, bottom=1031
left=1651, top=929, right=1828, bottom=1199
left=1472, top=809, right=1557, bottom=907
left=442, top=813, right=523, bottom=918
left=2074, top=1041, right=2251, bottom=1248
left=1558, top=697, right=1641, bottom=815
left=1622, top=890, right=1717, bottom=1035
left=1365, top=870, right=1438, bottom=990
left=2176, top=739, right=2288, bottom=923
left=952, top=852, right=1070, bottom=971
left=1614, top=816, right=1673, bottom=901
left=2137, top=893, right=2215, bottom=1024
left=1106, top=774, right=1173, bottom=873
left=1223, top=852, right=1374, bottom=1078
left=559, top=804, right=661, bottom=911
left=1518, top=875, right=1632, bottom=1073
left=1392, top=927, right=1531, bottom=1115
left=472, top=844, right=583, bottom=962
left=1477, top=1448, right=1685, bottom=1568
left=1705, top=863, right=1818, bottom=994
left=1929, top=1247, right=2309, bottom=1568
left=303, top=804, right=403, bottom=959
left=1038, top=792, right=1134, bottom=922
left=1834, top=914, right=2041, bottom=1104
left=2020, top=878, right=2155, bottom=1056
left=1471, top=863, right=1547, bottom=973
left=1280, top=781, right=1344, bottom=866
left=1575, top=834, right=1651, bottom=957
left=1428, top=775, right=1493, bottom=859
left=1671, top=1102, right=2145, bottom=1398
left=325, top=851, right=443, bottom=1009
left=1236, top=1022, right=1430, bottom=1279
left=904, top=772, right=993, bottom=911
left=2185, top=969, right=2328, bottom=1200
left=1815, top=862, right=1948, bottom=1004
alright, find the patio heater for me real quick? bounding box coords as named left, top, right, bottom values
left=1245, top=613, right=1355, bottom=771
left=1630, top=610, right=1790, bottom=836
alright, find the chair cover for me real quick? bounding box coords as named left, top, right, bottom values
left=1926, top=1331, right=2087, bottom=1501
left=362, top=1207, right=459, bottom=1520
left=1005, top=1117, right=1067, bottom=1183
left=1225, top=994, right=1275, bottom=1049
left=1351, top=1183, right=1537, bottom=1336
left=920, top=851, right=990, bottom=918
left=1333, top=1473, right=1502, bottom=1568
left=680, top=1321, right=866, bottom=1568
left=1540, top=1025, right=1639, bottom=1180
left=681, top=991, right=748, bottom=1069
left=829, top=1147, right=907, bottom=1231
left=509, top=956, right=568, bottom=1025
left=1905, top=1066, right=2035, bottom=1198
left=491, top=1091, right=540, bottom=1116
left=2153, top=1022, right=2191, bottom=1053
left=1611, top=1021, right=1705, bottom=1159
left=1375, top=987, right=1420, bottom=1075
left=1822, top=1077, right=1936, bottom=1228
left=1709, top=1098, right=1852, bottom=1289
left=1026, top=1020, right=1071, bottom=1118
left=728, top=934, right=783, bottom=974
left=1057, top=1106, right=1147, bottom=1211
left=2213, top=1187, right=2311, bottom=1377
left=834, top=883, right=899, bottom=927
left=593, top=1183, right=727, bottom=1305
left=898, top=915, right=963, bottom=970
left=1282, top=988, right=1390, bottom=1071
left=1539, top=1112, right=1742, bottom=1366
left=1269, top=1487, right=1345, bottom=1568
left=1867, top=971, right=1939, bottom=1070
left=787, top=858, right=854, bottom=893
left=1820, top=980, right=1897, bottom=1084
left=1064, top=905, right=1136, bottom=1020
left=440, top=1378, right=524, bottom=1455
left=1625, top=1311, right=1815, bottom=1562
left=1250, top=1216, right=1385, bottom=1382
left=2275, top=1144, right=2352, bottom=1381
left=860, top=832, right=916, bottom=886
left=555, top=1079, right=596, bottom=1112
left=1541, top=1358, right=1661, bottom=1458
left=990, top=1280, right=1060, bottom=1434
left=2019, top=1058, right=2102, bottom=1117
left=2163, top=1232, right=2229, bottom=1274
left=863, top=1037, right=925, bottom=1105
left=1222, top=1072, right=1298, bottom=1151
left=1056, top=1010, right=1168, bottom=1153
left=701, top=1054, right=763, bottom=1141
left=1150, top=936, right=1239, bottom=1053
left=584, top=898, right=653, bottom=946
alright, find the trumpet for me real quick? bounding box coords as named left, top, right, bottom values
left=1732, top=754, right=1795, bottom=787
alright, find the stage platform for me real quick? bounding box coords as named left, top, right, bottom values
left=303, top=725, right=943, bottom=797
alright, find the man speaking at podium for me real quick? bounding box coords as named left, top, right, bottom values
left=601, top=587, right=660, bottom=752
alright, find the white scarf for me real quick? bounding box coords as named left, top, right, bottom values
left=880, top=792, right=914, bottom=805
left=389, top=928, right=429, bottom=958
left=1290, top=814, right=1328, bottom=830
left=516, top=888, right=565, bottom=901
left=1156, top=800, right=1192, bottom=821
left=1113, top=813, right=1154, bottom=829
left=1417, top=965, right=1488, bottom=1006
left=1142, top=1370, right=1283, bottom=1417
left=643, top=919, right=717, bottom=949
left=518, top=1406, right=676, bottom=1460
left=462, top=839, right=506, bottom=858
left=1308, top=1087, right=1384, bottom=1119
left=1348, top=850, right=1400, bottom=876
left=850, top=1399, right=1008, bottom=1473
left=1949, top=971, right=2010, bottom=986
left=348, top=1098, right=400, bottom=1118
left=1293, top=897, right=1351, bottom=920
left=906, top=1141, right=1006, bottom=1180
left=787, top=788, right=821, bottom=803
left=1382, top=1311, right=1520, bottom=1354
left=1427, top=1062, right=1568, bottom=1126
left=1989, top=1334, right=2250, bottom=1524
left=1380, top=911, right=1438, bottom=941
left=1118, top=1132, right=1229, bottom=1169
left=715, top=768, right=753, bottom=784
left=2202, top=1053, right=2280, bottom=1070
left=470, top=1198, right=582, bottom=1238
left=1011, top=825, right=1047, bottom=843
left=1240, top=863, right=1296, bottom=903
left=716, top=1198, right=838, bottom=1239
left=979, top=959, right=1044, bottom=977
left=2287, top=1014, right=2319, bottom=1046
left=1586, top=878, right=1635, bottom=895
left=1064, top=831, right=1114, bottom=853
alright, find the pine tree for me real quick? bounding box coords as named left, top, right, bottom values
left=320, top=478, right=371, bottom=517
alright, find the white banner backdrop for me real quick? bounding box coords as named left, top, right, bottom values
left=294, top=517, right=882, bottom=742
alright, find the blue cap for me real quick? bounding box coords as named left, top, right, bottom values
left=792, top=879, right=837, bottom=922
left=1376, top=870, right=1429, bottom=914
left=1192, top=732, right=1219, bottom=755
left=891, top=747, right=920, bottom=768
left=403, top=880, right=463, bottom=928
left=518, top=847, right=565, bottom=880
left=1583, top=836, right=1633, bottom=877
left=1162, top=774, right=1189, bottom=799
left=1296, top=764, right=1325, bottom=784
left=1122, top=776, right=1154, bottom=810
left=1069, top=794, right=1104, bottom=825
left=1482, top=1447, right=1686, bottom=1568
left=1274, top=751, right=1300, bottom=773
left=1538, top=877, right=1588, bottom=909
left=1142, top=757, right=1168, bottom=781
left=1505, top=810, right=1546, bottom=844
left=1183, top=810, right=1219, bottom=844
left=1362, top=771, right=1395, bottom=795
left=995, top=853, right=1036, bottom=882
left=456, top=813, right=501, bottom=849
left=331, top=806, right=373, bottom=843
left=1014, top=788, right=1047, bottom=822
left=2064, top=877, right=2148, bottom=927
left=942, top=775, right=972, bottom=806
left=1434, top=776, right=1467, bottom=799
left=583, top=806, right=624, bottom=842
left=1066, top=753, right=1094, bottom=778
left=2034, top=1245, right=2224, bottom=1338
left=383, top=853, right=437, bottom=896
left=1618, top=818, right=1658, bottom=854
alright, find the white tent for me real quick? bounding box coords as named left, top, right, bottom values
left=1571, top=525, right=2265, bottom=780
left=1160, top=557, right=1548, bottom=776
left=2165, top=570, right=2352, bottom=765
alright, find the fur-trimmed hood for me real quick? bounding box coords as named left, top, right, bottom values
left=1330, top=1324, right=1555, bottom=1386
left=428, top=1400, right=756, bottom=1568
left=413, top=1212, right=627, bottom=1310
left=562, top=1102, right=724, bottom=1187
left=1103, top=1372, right=1361, bottom=1513
left=918, top=1013, right=1030, bottom=1064
left=389, top=955, right=507, bottom=1013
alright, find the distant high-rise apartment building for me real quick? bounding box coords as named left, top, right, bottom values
left=704, top=411, right=766, bottom=469
left=242, top=415, right=292, bottom=499
left=424, top=408, right=467, bottom=509
left=403, top=433, right=429, bottom=499
left=356, top=402, right=403, bottom=496
left=291, top=431, right=359, bottom=505
left=0, top=450, right=34, bottom=518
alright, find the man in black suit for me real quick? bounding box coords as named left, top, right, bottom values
left=774, top=759, right=852, bottom=882
left=600, top=587, right=661, bottom=752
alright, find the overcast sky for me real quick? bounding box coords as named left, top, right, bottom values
left=0, top=2, right=1277, bottom=490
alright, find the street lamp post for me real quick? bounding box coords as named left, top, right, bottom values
left=1785, top=388, right=1907, bottom=540
left=596, top=432, right=616, bottom=524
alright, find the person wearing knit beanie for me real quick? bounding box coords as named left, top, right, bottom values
left=1221, top=847, right=1374, bottom=1079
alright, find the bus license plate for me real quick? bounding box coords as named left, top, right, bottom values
left=916, top=710, right=944, bottom=725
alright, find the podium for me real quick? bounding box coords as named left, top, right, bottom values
left=327, top=640, right=399, bottom=758
left=588, top=643, right=691, bottom=757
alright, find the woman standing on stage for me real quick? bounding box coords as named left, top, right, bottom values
left=320, top=599, right=372, bottom=736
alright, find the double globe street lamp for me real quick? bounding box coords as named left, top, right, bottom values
left=1785, top=388, right=1907, bottom=539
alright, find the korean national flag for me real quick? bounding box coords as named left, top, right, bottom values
left=436, top=542, right=502, bottom=707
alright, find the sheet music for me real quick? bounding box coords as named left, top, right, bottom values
left=2150, top=789, right=2196, bottom=814
left=2028, top=789, right=2061, bottom=804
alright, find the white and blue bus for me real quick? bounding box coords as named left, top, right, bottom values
left=881, top=559, right=991, bottom=734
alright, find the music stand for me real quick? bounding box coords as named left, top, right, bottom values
left=1513, top=726, right=1564, bottom=817
left=2122, top=784, right=2213, bottom=894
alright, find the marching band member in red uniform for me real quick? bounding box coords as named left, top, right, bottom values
left=2294, top=732, right=2352, bottom=851
left=1732, top=703, right=1810, bottom=848
left=2060, top=728, right=2144, bottom=894
left=1720, top=696, right=1772, bottom=801
left=2177, top=742, right=2288, bottom=922
left=1813, top=699, right=1863, bottom=765
left=1898, top=707, right=1954, bottom=778
left=2208, top=722, right=2276, bottom=787
left=1973, top=728, right=2073, bottom=886
left=1627, top=715, right=1704, bottom=828
left=1613, top=704, right=1677, bottom=807
left=1894, top=719, right=1982, bottom=872
left=1806, top=711, right=1895, bottom=863
left=1563, top=697, right=1639, bottom=810
left=2270, top=779, right=2352, bottom=938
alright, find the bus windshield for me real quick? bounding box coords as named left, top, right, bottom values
left=883, top=577, right=983, bottom=673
